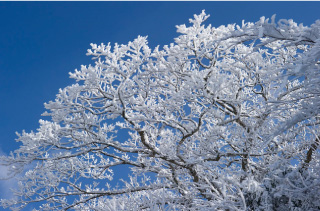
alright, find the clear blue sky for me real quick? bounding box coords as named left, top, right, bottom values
left=0, top=2, right=319, bottom=210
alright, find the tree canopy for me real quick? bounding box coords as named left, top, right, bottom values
left=1, top=11, right=320, bottom=210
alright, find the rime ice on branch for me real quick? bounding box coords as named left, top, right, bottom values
left=1, top=10, right=320, bottom=210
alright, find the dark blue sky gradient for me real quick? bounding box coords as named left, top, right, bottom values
left=0, top=2, right=319, bottom=209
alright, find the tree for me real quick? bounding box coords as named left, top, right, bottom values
left=1, top=10, right=320, bottom=210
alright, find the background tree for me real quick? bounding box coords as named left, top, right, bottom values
left=1, top=11, right=320, bottom=210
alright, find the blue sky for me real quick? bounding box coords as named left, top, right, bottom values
left=0, top=2, right=319, bottom=210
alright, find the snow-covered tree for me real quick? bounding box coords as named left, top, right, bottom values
left=1, top=11, right=320, bottom=210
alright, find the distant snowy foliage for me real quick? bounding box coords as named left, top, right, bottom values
left=1, top=11, right=320, bottom=210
